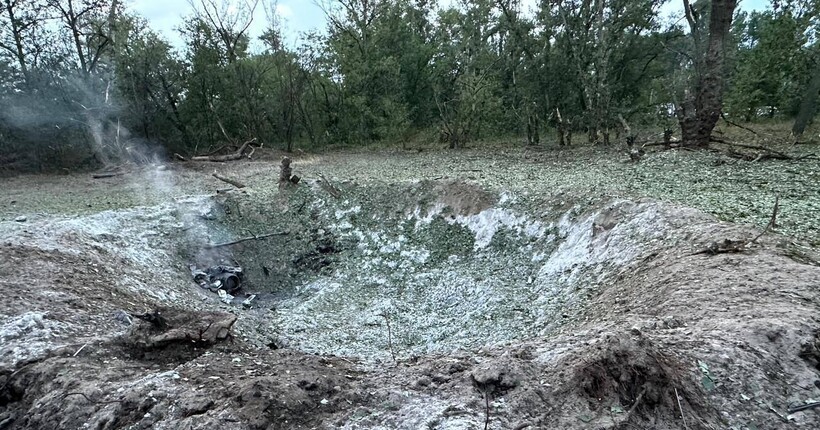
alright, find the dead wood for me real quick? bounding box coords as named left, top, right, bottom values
left=721, top=114, right=759, bottom=136
left=710, top=138, right=793, bottom=161
left=318, top=173, right=342, bottom=199
left=130, top=310, right=168, bottom=330
left=208, top=100, right=234, bottom=145
left=92, top=172, right=123, bottom=179
left=173, top=153, right=187, bottom=161
left=751, top=196, right=779, bottom=244
left=279, top=157, right=293, bottom=182
left=128, top=309, right=237, bottom=349
left=204, top=231, right=289, bottom=249
left=191, top=138, right=256, bottom=162
left=643, top=140, right=682, bottom=147
left=691, top=197, right=779, bottom=256
left=689, top=239, right=748, bottom=256
left=788, top=401, right=820, bottom=413
left=212, top=173, right=245, bottom=189
left=63, top=392, right=123, bottom=405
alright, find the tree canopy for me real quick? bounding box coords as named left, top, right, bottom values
left=1, top=0, right=818, bottom=170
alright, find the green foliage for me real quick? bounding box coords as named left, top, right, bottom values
left=2, top=0, right=820, bottom=171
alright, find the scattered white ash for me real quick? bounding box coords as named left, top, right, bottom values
left=0, top=312, right=67, bottom=369
left=273, top=189, right=719, bottom=363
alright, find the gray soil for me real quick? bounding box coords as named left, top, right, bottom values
left=1, top=146, right=819, bottom=429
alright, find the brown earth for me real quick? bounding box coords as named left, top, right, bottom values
left=1, top=151, right=819, bottom=429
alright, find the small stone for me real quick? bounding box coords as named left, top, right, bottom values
left=14, top=216, right=26, bottom=222
left=415, top=376, right=432, bottom=387
left=630, top=326, right=642, bottom=336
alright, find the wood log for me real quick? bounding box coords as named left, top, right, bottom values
left=191, top=138, right=256, bottom=162
left=92, top=172, right=123, bottom=179
left=212, top=173, right=245, bottom=189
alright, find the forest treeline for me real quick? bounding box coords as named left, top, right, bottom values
left=0, top=0, right=818, bottom=171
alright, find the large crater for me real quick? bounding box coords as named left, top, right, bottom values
left=194, top=179, right=695, bottom=360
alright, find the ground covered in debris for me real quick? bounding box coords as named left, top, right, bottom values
left=1, top=145, right=820, bottom=429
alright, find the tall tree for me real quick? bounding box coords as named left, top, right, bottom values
left=676, top=0, right=739, bottom=147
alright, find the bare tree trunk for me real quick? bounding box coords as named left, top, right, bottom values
left=677, top=0, right=739, bottom=147
left=792, top=57, right=820, bottom=138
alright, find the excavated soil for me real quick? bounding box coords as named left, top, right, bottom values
left=1, top=148, right=820, bottom=429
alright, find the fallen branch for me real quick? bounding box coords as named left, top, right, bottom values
left=643, top=140, right=682, bottom=147
left=721, top=114, right=759, bottom=136
left=691, top=196, right=780, bottom=256
left=711, top=138, right=793, bottom=161
left=379, top=312, right=397, bottom=364
left=212, top=173, right=245, bottom=189
left=483, top=388, right=491, bottom=430
left=73, top=343, right=88, bottom=357
left=318, top=173, right=342, bottom=199
left=788, top=401, right=820, bottom=413
left=63, top=392, right=123, bottom=405
left=689, top=239, right=748, bottom=256
left=204, top=231, right=289, bottom=249
left=751, top=196, right=779, bottom=244
left=675, top=387, right=689, bottom=430
left=191, top=138, right=256, bottom=162
left=92, top=172, right=123, bottom=179
left=173, top=153, right=187, bottom=161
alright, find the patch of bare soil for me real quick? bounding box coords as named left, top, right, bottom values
left=1, top=164, right=819, bottom=430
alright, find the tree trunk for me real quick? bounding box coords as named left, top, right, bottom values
left=792, top=58, right=820, bottom=138
left=677, top=0, right=739, bottom=147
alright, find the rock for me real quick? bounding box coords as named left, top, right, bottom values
left=470, top=364, right=520, bottom=394
left=415, top=376, right=431, bottom=388
left=431, top=373, right=450, bottom=384
left=14, top=216, right=26, bottom=223
left=662, top=316, right=683, bottom=329
left=630, top=326, right=642, bottom=336
left=179, top=397, right=214, bottom=417
left=113, top=310, right=132, bottom=325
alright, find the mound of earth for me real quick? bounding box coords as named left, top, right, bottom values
left=1, top=175, right=819, bottom=429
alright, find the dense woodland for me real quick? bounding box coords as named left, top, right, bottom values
left=0, top=0, right=818, bottom=171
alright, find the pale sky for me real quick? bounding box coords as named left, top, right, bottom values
left=128, top=0, right=770, bottom=51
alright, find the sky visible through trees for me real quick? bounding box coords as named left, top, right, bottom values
left=0, top=0, right=818, bottom=171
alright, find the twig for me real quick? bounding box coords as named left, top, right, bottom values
left=711, top=138, right=792, bottom=160
left=318, top=173, right=342, bottom=199
left=63, top=392, right=123, bottom=405
left=721, top=114, right=759, bottom=136
left=675, top=387, right=688, bottom=430
left=619, top=388, right=647, bottom=425
left=73, top=343, right=88, bottom=357
left=483, top=388, right=491, bottom=430
left=212, top=173, right=246, bottom=189
left=204, top=231, right=289, bottom=249
left=173, top=153, right=187, bottom=161
left=379, top=312, right=397, bottom=364
left=751, top=196, right=779, bottom=244
left=788, top=401, right=820, bottom=413
left=92, top=172, right=123, bottom=179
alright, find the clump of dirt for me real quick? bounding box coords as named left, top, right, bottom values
left=433, top=179, right=498, bottom=216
